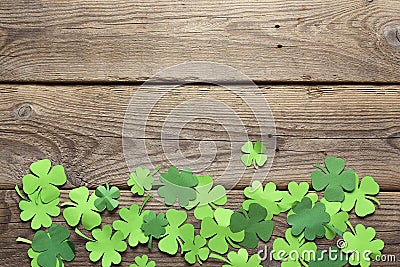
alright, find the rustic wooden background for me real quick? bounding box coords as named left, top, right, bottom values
left=1, top=1, right=399, bottom=266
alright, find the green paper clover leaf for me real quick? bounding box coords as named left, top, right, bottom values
left=22, top=159, right=67, bottom=203
left=19, top=191, right=60, bottom=230
left=320, top=198, right=349, bottom=240
left=159, top=209, right=195, bottom=255
left=186, top=175, right=227, bottom=220
left=273, top=229, right=317, bottom=267
left=28, top=248, right=65, bottom=267
left=130, top=255, right=156, bottom=267
left=287, top=197, right=330, bottom=240
left=182, top=235, right=210, bottom=265
left=279, top=182, right=311, bottom=212
left=62, top=186, right=102, bottom=230
left=112, top=204, right=150, bottom=247
left=230, top=203, right=274, bottom=249
left=200, top=208, right=244, bottom=254
left=341, top=175, right=380, bottom=217
left=94, top=183, right=120, bottom=212
left=243, top=181, right=283, bottom=220
left=241, top=141, right=268, bottom=168
left=128, top=167, right=158, bottom=196
left=31, top=224, right=75, bottom=267
left=309, top=247, right=347, bottom=267
left=211, top=248, right=262, bottom=267
left=141, top=211, right=168, bottom=249
left=158, top=166, right=199, bottom=208
left=311, top=156, right=356, bottom=202
left=342, top=224, right=384, bottom=267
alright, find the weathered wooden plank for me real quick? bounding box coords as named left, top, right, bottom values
left=0, top=0, right=399, bottom=82
left=1, top=190, right=399, bottom=266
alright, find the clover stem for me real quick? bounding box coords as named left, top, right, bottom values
left=150, top=166, right=161, bottom=177
left=61, top=202, right=77, bottom=207
left=299, top=258, right=308, bottom=267
left=140, top=194, right=152, bottom=215
left=177, top=238, right=184, bottom=251
left=210, top=253, right=230, bottom=264
left=227, top=238, right=240, bottom=249
left=16, top=237, right=32, bottom=244
left=15, top=185, right=27, bottom=200
left=209, top=202, right=218, bottom=210
left=365, top=196, right=381, bottom=206
left=75, top=228, right=95, bottom=242
left=325, top=224, right=343, bottom=237
left=237, top=205, right=249, bottom=220
left=346, top=221, right=356, bottom=235
left=197, top=256, right=203, bottom=265
left=148, top=236, right=153, bottom=249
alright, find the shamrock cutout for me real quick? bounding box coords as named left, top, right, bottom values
left=62, top=186, right=102, bottom=230
left=28, top=248, right=65, bottom=267
left=241, top=141, right=268, bottom=168
left=18, top=190, right=60, bottom=230
left=141, top=211, right=168, bottom=249
left=311, top=156, right=356, bottom=202
left=86, top=225, right=127, bottom=267
left=321, top=198, right=349, bottom=240
left=342, top=224, right=384, bottom=267
left=211, top=248, right=262, bottom=267
left=200, top=208, right=244, bottom=254
left=157, top=166, right=198, bottom=208
left=94, top=183, right=120, bottom=212
left=273, top=229, right=317, bottom=267
left=182, top=235, right=210, bottom=265
left=287, top=197, right=330, bottom=240
left=31, top=224, right=75, bottom=267
left=309, top=247, right=347, bottom=267
left=243, top=181, right=283, bottom=220
left=158, top=209, right=195, bottom=255
left=341, top=175, right=380, bottom=217
left=230, top=203, right=274, bottom=249
left=130, top=255, right=156, bottom=267
left=128, top=167, right=159, bottom=196
left=279, top=181, right=311, bottom=212
left=22, top=159, right=67, bottom=203
left=185, top=175, right=227, bottom=220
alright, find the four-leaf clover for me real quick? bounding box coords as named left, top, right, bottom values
left=128, top=167, right=158, bottom=196
left=241, top=141, right=268, bottom=168
left=141, top=211, right=169, bottom=249
left=182, top=235, right=210, bottom=265
left=94, top=183, right=120, bottom=212
left=130, top=255, right=156, bottom=267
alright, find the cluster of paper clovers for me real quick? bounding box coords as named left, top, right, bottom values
left=15, top=144, right=384, bottom=267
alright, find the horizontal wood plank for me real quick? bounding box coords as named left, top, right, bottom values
left=0, top=0, right=400, bottom=82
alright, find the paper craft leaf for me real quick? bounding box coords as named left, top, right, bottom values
left=86, top=225, right=127, bottom=267
left=311, top=156, right=356, bottom=202
left=130, top=255, right=156, bottom=267
left=62, top=186, right=102, bottom=230
left=181, top=235, right=210, bottom=265
left=200, top=208, right=244, bottom=254
left=185, top=175, right=227, bottom=220
left=31, top=224, right=75, bottom=267
left=321, top=198, right=349, bottom=240
left=211, top=248, right=263, bottom=267
left=309, top=247, right=347, bottom=267
left=94, top=183, right=120, bottom=212
left=28, top=248, right=65, bottom=267
left=22, top=159, right=67, bottom=203
left=287, top=197, right=330, bottom=240
left=19, top=191, right=60, bottom=230
left=128, top=167, right=156, bottom=196
left=241, top=141, right=268, bottom=168
left=230, top=203, right=274, bottom=248
left=341, top=175, right=380, bottom=217
left=342, top=224, right=384, bottom=267
left=279, top=181, right=311, bottom=212
left=158, top=209, right=195, bottom=255
left=243, top=181, right=283, bottom=220
left=141, top=211, right=168, bottom=249
left=112, top=204, right=150, bottom=247
left=157, top=166, right=199, bottom=208
left=272, top=229, right=317, bottom=267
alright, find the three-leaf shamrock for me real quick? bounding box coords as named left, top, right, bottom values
left=211, top=248, right=263, bottom=267
left=157, top=166, right=199, bottom=207
left=200, top=208, right=244, bottom=254
left=141, top=211, right=169, bottom=249
left=31, top=224, right=75, bottom=267
left=341, top=175, right=380, bottom=217
left=22, top=159, right=67, bottom=203
left=321, top=198, right=349, bottom=240
left=94, top=183, right=120, bottom=212
left=86, top=225, right=127, bottom=267
left=182, top=235, right=210, bottom=265
left=128, top=167, right=158, bottom=196
left=287, top=197, right=330, bottom=240
left=62, top=186, right=102, bottom=230
left=130, top=255, right=156, bottom=267
left=311, top=156, right=356, bottom=202
left=241, top=141, right=268, bottom=168
left=230, top=203, right=274, bottom=248
left=342, top=224, right=384, bottom=267
left=243, top=181, right=283, bottom=220
left=273, top=229, right=317, bottom=267
left=185, top=175, right=227, bottom=220
left=158, top=209, right=195, bottom=255
left=309, top=247, right=347, bottom=267
left=279, top=181, right=316, bottom=212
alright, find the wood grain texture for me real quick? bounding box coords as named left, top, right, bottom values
left=1, top=190, right=399, bottom=266
left=0, top=0, right=400, bottom=83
